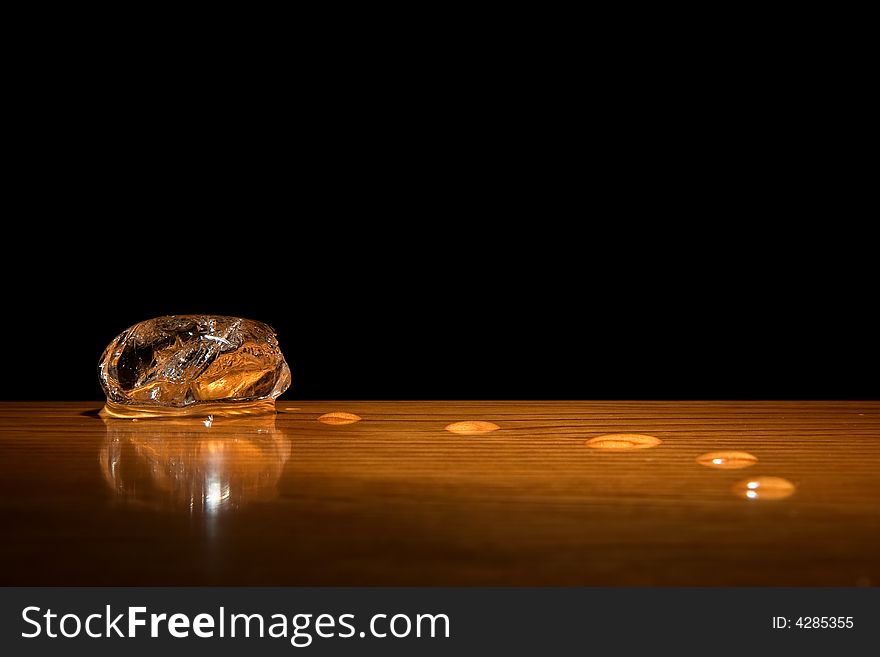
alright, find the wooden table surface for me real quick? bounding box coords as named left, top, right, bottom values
left=0, top=401, right=878, bottom=586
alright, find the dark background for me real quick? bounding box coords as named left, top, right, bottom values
left=3, top=54, right=874, bottom=401
left=1, top=220, right=875, bottom=401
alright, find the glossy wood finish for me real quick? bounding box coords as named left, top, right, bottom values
left=0, top=401, right=877, bottom=586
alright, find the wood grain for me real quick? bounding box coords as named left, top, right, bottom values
left=0, top=401, right=877, bottom=586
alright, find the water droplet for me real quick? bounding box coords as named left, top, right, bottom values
left=585, top=433, right=662, bottom=450
left=317, top=412, right=362, bottom=425
left=445, top=421, right=500, bottom=435
left=696, top=450, right=758, bottom=469
left=732, top=476, right=795, bottom=500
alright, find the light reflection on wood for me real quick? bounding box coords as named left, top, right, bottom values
left=732, top=476, right=796, bottom=500
left=696, top=450, right=758, bottom=469
left=585, top=433, right=662, bottom=450
left=100, top=415, right=291, bottom=515
left=317, top=412, right=362, bottom=425
left=444, top=420, right=500, bottom=434
left=0, top=401, right=877, bottom=586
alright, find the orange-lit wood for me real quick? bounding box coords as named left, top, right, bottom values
left=696, top=450, right=759, bottom=469
left=0, top=401, right=878, bottom=586
left=731, top=475, right=796, bottom=500
left=317, top=411, right=362, bottom=425
left=585, top=433, right=662, bottom=450
left=445, top=420, right=500, bottom=434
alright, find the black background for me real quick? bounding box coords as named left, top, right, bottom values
left=2, top=62, right=874, bottom=401
left=1, top=216, right=875, bottom=401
